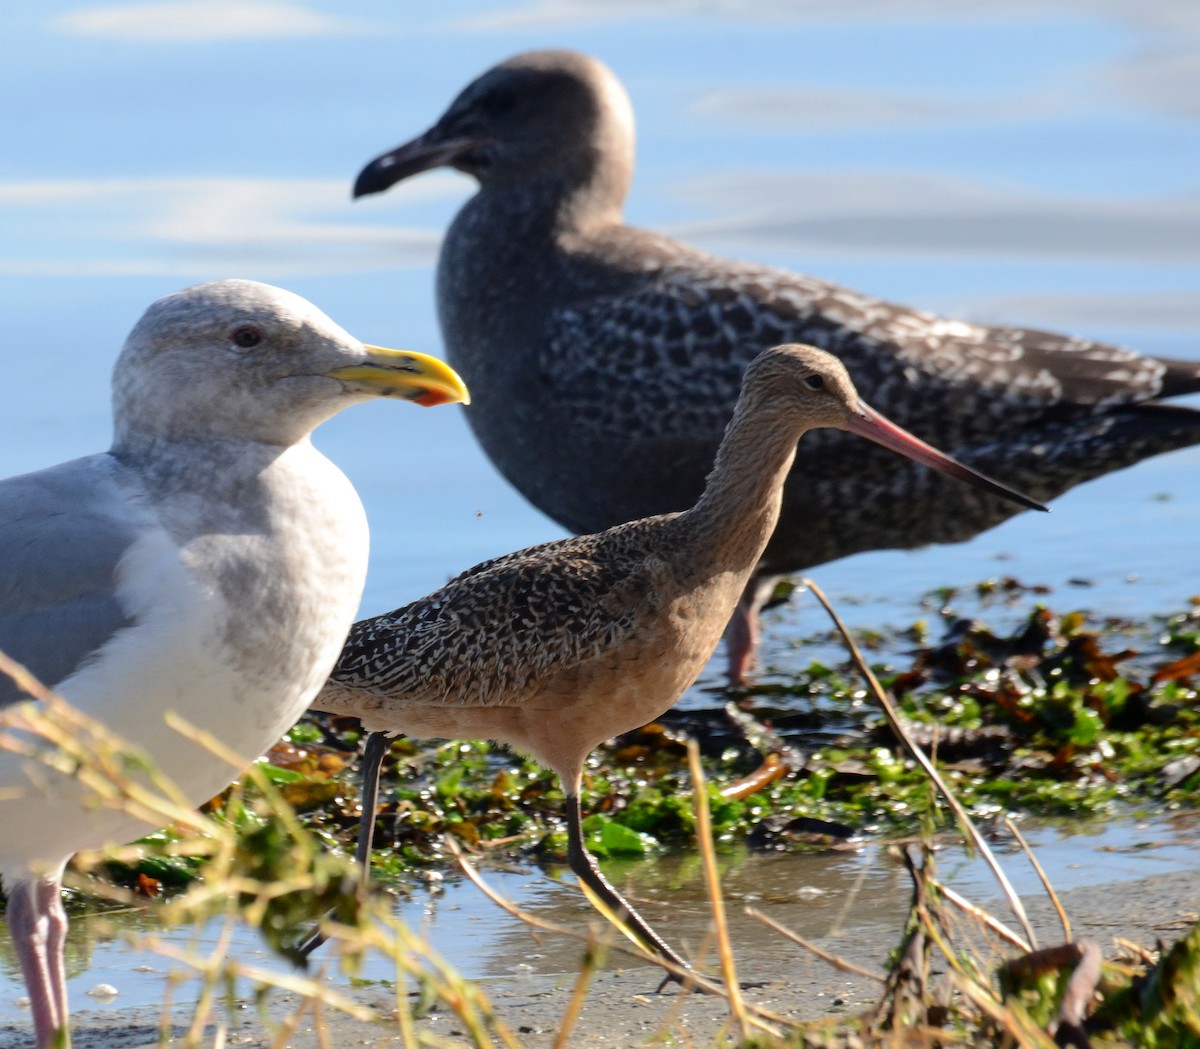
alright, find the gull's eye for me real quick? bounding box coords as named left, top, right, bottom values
left=804, top=373, right=825, bottom=391
left=230, top=325, right=263, bottom=350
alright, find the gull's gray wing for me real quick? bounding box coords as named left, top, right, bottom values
left=0, top=454, right=144, bottom=707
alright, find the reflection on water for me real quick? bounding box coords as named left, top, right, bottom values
left=1, top=811, right=1196, bottom=1020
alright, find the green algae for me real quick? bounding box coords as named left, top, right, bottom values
left=97, top=592, right=1200, bottom=892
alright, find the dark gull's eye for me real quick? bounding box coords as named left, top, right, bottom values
left=230, top=325, right=263, bottom=350
left=480, top=85, right=517, bottom=117
left=804, top=373, right=825, bottom=391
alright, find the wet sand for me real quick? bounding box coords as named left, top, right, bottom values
left=8, top=858, right=1197, bottom=1049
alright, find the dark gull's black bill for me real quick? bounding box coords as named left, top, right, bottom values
left=353, top=131, right=482, bottom=198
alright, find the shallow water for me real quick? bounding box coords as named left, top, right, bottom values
left=3, top=0, right=1199, bottom=1035
left=0, top=810, right=1197, bottom=1024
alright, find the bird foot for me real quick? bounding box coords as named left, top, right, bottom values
left=653, top=969, right=767, bottom=995
left=653, top=969, right=713, bottom=995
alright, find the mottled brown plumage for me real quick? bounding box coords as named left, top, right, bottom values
left=353, top=48, right=1200, bottom=682
left=311, top=344, right=1042, bottom=973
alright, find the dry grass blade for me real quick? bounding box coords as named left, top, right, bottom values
left=574, top=874, right=665, bottom=958
left=374, top=915, right=421, bottom=1049
left=951, top=972, right=1060, bottom=1048
left=686, top=739, right=755, bottom=1042
left=444, top=836, right=797, bottom=1032
left=0, top=689, right=222, bottom=843
left=1005, top=816, right=1071, bottom=942
left=551, top=929, right=605, bottom=1049
left=0, top=649, right=55, bottom=701
left=801, top=577, right=1038, bottom=951
left=1114, top=938, right=1157, bottom=966
left=267, top=995, right=312, bottom=1049
left=143, top=938, right=378, bottom=1023
left=186, top=915, right=238, bottom=1045
left=936, top=883, right=1031, bottom=952
left=444, top=835, right=703, bottom=984
left=745, top=906, right=886, bottom=983
left=346, top=912, right=525, bottom=1049
left=312, top=996, right=333, bottom=1049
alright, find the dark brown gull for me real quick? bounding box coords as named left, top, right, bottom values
left=353, top=48, right=1200, bottom=683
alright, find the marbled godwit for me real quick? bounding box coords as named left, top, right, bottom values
left=0, top=280, right=468, bottom=1049
left=353, top=48, right=1200, bottom=683
left=311, top=344, right=1044, bottom=974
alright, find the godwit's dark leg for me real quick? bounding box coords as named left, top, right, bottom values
left=353, top=731, right=391, bottom=869
left=297, top=730, right=391, bottom=960
left=563, top=791, right=693, bottom=975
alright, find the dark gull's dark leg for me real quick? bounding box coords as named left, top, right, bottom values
left=297, top=731, right=391, bottom=960
left=564, top=791, right=695, bottom=979
left=727, top=576, right=786, bottom=686
left=724, top=595, right=759, bottom=687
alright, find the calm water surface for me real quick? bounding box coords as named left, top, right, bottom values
left=1, top=0, right=1198, bottom=1026
left=1, top=812, right=1198, bottom=1022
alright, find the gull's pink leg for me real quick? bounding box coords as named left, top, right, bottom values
left=7, top=867, right=70, bottom=1049
left=39, top=876, right=69, bottom=1035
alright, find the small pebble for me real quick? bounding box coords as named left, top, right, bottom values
left=85, top=984, right=119, bottom=999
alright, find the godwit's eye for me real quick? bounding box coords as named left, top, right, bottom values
left=804, top=373, right=825, bottom=390
left=230, top=325, right=263, bottom=349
